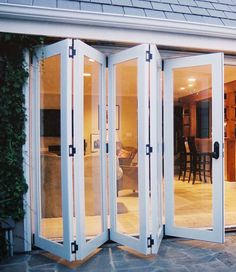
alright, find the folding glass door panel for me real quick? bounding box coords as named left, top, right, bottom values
left=33, top=39, right=74, bottom=261
left=164, top=53, right=224, bottom=242
left=33, top=39, right=163, bottom=260
left=73, top=40, right=108, bottom=260
left=108, top=44, right=153, bottom=254
left=149, top=45, right=163, bottom=253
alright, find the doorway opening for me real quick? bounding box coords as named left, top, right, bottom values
left=30, top=39, right=226, bottom=261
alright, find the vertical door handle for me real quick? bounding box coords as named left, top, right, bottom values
left=212, top=141, right=219, bottom=159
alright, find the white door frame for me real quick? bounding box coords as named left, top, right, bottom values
left=33, top=39, right=74, bottom=261
left=73, top=40, right=108, bottom=260
left=150, top=44, right=163, bottom=253
left=164, top=53, right=224, bottom=243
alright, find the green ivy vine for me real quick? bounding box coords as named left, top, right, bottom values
left=0, top=34, right=44, bottom=221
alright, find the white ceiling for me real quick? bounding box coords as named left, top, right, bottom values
left=174, top=65, right=236, bottom=99
left=40, top=55, right=236, bottom=99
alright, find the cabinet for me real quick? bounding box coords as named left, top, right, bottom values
left=224, top=92, right=236, bottom=139
left=224, top=92, right=236, bottom=181
left=183, top=107, right=190, bottom=137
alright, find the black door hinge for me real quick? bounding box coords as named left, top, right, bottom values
left=106, top=143, right=109, bottom=154
left=147, top=235, right=154, bottom=248
left=146, top=50, right=153, bottom=62
left=161, top=60, right=164, bottom=71
left=71, top=241, right=78, bottom=254
left=106, top=56, right=109, bottom=68
left=69, top=145, right=76, bottom=157
left=32, top=233, right=35, bottom=246
left=108, top=228, right=111, bottom=241
left=146, top=144, right=153, bottom=155
left=69, top=40, right=76, bottom=58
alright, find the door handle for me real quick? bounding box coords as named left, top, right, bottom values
left=212, top=141, right=219, bottom=159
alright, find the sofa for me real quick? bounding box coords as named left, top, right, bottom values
left=40, top=151, right=125, bottom=218
left=40, top=152, right=61, bottom=218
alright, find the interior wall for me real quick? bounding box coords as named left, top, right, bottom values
left=84, top=94, right=99, bottom=154
left=40, top=93, right=60, bottom=150
left=117, top=96, right=137, bottom=148
left=84, top=94, right=137, bottom=154
left=40, top=93, right=138, bottom=152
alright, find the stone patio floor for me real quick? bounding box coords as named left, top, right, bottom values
left=2, top=234, right=236, bottom=272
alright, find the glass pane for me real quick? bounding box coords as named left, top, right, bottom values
left=40, top=54, right=63, bottom=241
left=224, top=65, right=236, bottom=228
left=83, top=56, right=102, bottom=239
left=173, top=65, right=213, bottom=229
left=115, top=59, right=139, bottom=236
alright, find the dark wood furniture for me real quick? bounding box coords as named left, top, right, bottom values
left=188, top=137, right=212, bottom=184
left=178, top=136, right=191, bottom=182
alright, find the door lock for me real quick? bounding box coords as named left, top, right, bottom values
left=212, top=141, right=219, bottom=159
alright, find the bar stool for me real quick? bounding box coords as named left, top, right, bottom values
left=178, top=136, right=191, bottom=182
left=188, top=136, right=212, bottom=184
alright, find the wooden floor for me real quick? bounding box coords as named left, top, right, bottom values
left=41, top=179, right=236, bottom=241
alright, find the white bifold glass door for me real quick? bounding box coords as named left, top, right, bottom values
left=164, top=53, right=224, bottom=242
left=108, top=44, right=163, bottom=254
left=150, top=45, right=163, bottom=253
left=33, top=39, right=163, bottom=261
left=33, top=39, right=74, bottom=261
left=73, top=40, right=108, bottom=260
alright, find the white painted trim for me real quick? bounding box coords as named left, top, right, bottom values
left=225, top=57, right=236, bottom=66
left=0, top=4, right=236, bottom=53
left=23, top=50, right=32, bottom=252
left=0, top=3, right=236, bottom=40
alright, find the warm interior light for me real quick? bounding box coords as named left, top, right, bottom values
left=188, top=78, right=196, bottom=82
left=83, top=73, right=91, bottom=77
left=89, top=58, right=95, bottom=62
left=188, top=84, right=193, bottom=87
left=180, top=87, right=185, bottom=90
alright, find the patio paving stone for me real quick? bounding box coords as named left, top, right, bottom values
left=2, top=235, right=236, bottom=271
left=0, top=263, right=27, bottom=272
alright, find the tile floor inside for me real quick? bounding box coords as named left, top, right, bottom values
left=41, top=178, right=236, bottom=240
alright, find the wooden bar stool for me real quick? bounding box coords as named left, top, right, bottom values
left=178, top=136, right=191, bottom=182
left=187, top=137, right=212, bottom=184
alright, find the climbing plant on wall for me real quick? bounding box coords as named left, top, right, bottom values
left=0, top=34, right=44, bottom=221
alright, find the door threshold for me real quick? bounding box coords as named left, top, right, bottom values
left=225, top=226, right=236, bottom=233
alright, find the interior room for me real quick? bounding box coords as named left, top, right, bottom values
left=173, top=64, right=236, bottom=229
